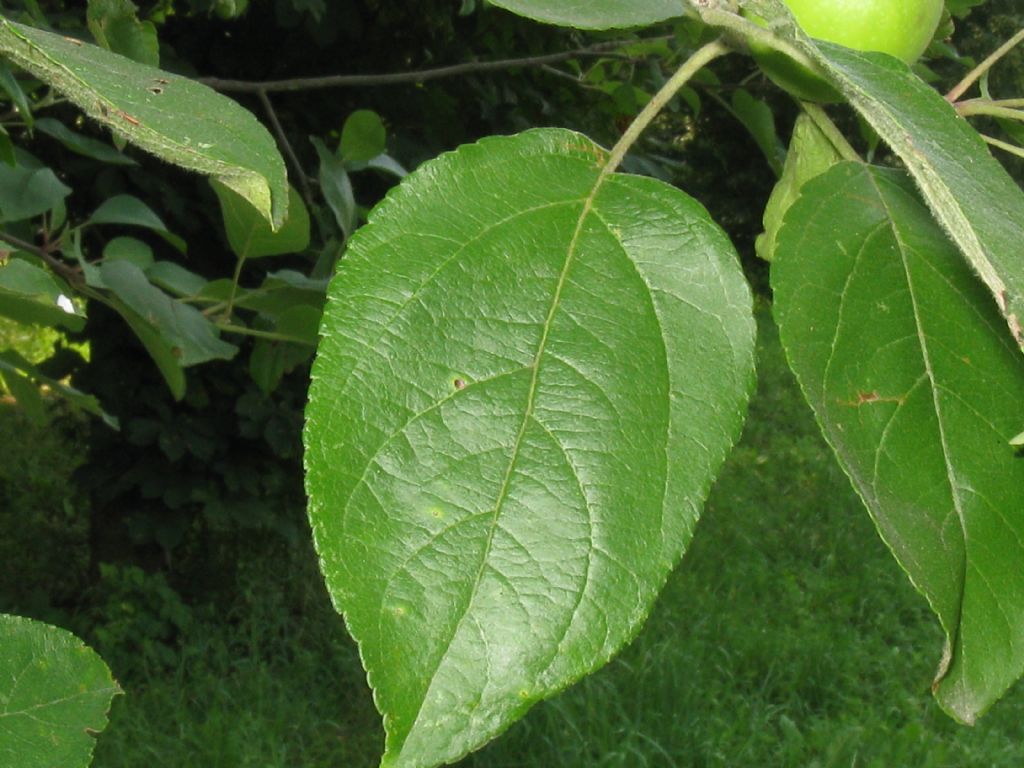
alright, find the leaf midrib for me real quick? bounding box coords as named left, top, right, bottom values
left=394, top=166, right=613, bottom=757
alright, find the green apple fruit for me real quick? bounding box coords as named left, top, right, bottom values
left=746, top=0, right=945, bottom=102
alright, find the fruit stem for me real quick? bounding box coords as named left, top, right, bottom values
left=603, top=38, right=731, bottom=176
left=946, top=27, right=1024, bottom=104
left=801, top=102, right=861, bottom=163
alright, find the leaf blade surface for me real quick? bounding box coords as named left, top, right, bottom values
left=772, top=162, right=1024, bottom=724
left=0, top=614, right=120, bottom=768
left=305, top=128, right=755, bottom=767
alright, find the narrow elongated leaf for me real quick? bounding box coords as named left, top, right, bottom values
left=0, top=15, right=287, bottom=228
left=772, top=162, right=1024, bottom=724
left=488, top=0, right=683, bottom=29
left=35, top=117, right=137, bottom=165
left=305, top=128, right=755, bottom=767
left=0, top=614, right=120, bottom=768
left=786, top=36, right=1024, bottom=349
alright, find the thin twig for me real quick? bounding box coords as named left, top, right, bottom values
left=981, top=133, right=1024, bottom=160
left=256, top=89, right=314, bottom=209
left=956, top=102, right=1024, bottom=122
left=197, top=38, right=670, bottom=94
left=0, top=230, right=82, bottom=286
left=947, top=28, right=1024, bottom=103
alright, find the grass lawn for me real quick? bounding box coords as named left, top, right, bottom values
left=73, top=304, right=1024, bottom=766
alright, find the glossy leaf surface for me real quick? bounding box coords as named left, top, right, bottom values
left=0, top=614, right=120, bottom=767
left=0, top=15, right=287, bottom=227
left=305, top=128, right=755, bottom=767
left=488, top=0, right=684, bottom=29
left=772, top=163, right=1024, bottom=724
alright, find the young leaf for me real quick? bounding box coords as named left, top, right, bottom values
left=755, top=112, right=842, bottom=262
left=0, top=15, right=288, bottom=228
left=0, top=614, right=121, bottom=768
left=772, top=162, right=1024, bottom=725
left=488, top=0, right=684, bottom=29
left=304, top=128, right=756, bottom=767
left=340, top=109, right=386, bottom=164
left=795, top=39, right=1024, bottom=350
left=311, top=136, right=356, bottom=239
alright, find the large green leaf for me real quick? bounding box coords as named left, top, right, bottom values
left=772, top=162, right=1024, bottom=724
left=0, top=15, right=287, bottom=228
left=779, top=33, right=1024, bottom=349
left=488, top=0, right=683, bottom=29
left=304, top=128, right=755, bottom=767
left=0, top=614, right=120, bottom=768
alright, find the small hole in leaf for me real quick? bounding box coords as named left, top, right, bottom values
left=148, top=86, right=164, bottom=95
left=453, top=378, right=466, bottom=390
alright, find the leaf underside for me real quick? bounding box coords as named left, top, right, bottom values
left=0, top=16, right=287, bottom=228
left=772, top=163, right=1024, bottom=724
left=304, top=128, right=755, bottom=767
left=488, top=0, right=683, bottom=29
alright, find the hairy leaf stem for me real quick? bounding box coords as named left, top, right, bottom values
left=603, top=38, right=731, bottom=177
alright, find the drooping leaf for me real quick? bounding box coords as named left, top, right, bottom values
left=106, top=293, right=186, bottom=399
left=772, top=162, right=1024, bottom=725
left=784, top=35, right=1024, bottom=349
left=0, top=61, right=32, bottom=127
left=304, top=128, right=756, bottom=767
left=729, top=88, right=783, bottom=176
left=0, top=148, right=70, bottom=222
left=311, top=136, right=356, bottom=239
left=100, top=259, right=237, bottom=366
left=212, top=180, right=310, bottom=259
left=755, top=111, right=842, bottom=262
left=0, top=15, right=288, bottom=228
left=35, top=116, right=137, bottom=166
left=0, top=614, right=121, bottom=768
left=488, top=0, right=684, bottom=29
